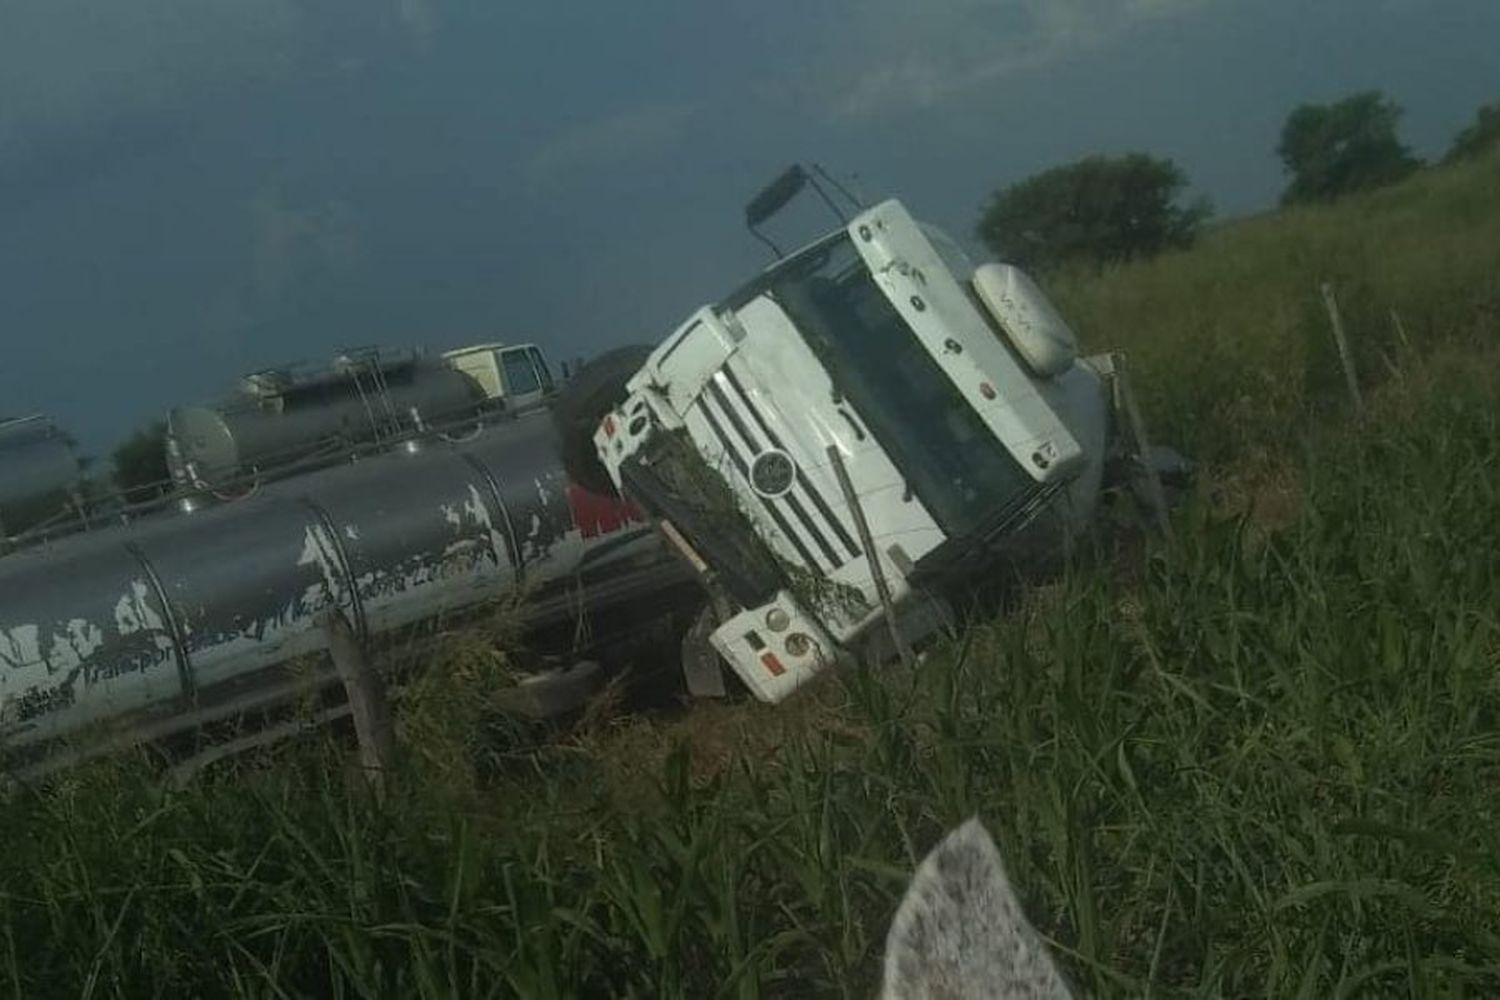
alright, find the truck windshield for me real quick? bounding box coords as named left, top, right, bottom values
left=739, top=235, right=1036, bottom=542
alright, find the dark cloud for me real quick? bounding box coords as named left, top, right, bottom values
left=0, top=112, right=198, bottom=216
left=0, top=0, right=300, bottom=135
left=1, top=0, right=1497, bottom=456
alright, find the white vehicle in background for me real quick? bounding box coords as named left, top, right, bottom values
left=562, top=165, right=1190, bottom=703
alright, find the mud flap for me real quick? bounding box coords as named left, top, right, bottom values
left=856, top=591, right=957, bottom=667
left=680, top=603, right=729, bottom=699
left=1092, top=352, right=1177, bottom=541
left=1132, top=444, right=1194, bottom=513
left=492, top=660, right=604, bottom=719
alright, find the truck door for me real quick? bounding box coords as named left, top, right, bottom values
left=500, top=346, right=548, bottom=412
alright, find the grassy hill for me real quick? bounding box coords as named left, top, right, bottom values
left=2, top=153, right=1497, bottom=998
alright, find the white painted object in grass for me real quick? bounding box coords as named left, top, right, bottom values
left=880, top=818, right=1074, bottom=999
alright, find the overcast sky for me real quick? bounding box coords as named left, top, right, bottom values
left=3, top=0, right=1497, bottom=455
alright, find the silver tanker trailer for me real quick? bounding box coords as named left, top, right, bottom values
left=0, top=415, right=86, bottom=541
left=0, top=341, right=695, bottom=779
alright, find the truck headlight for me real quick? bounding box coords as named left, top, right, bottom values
left=784, top=633, right=814, bottom=658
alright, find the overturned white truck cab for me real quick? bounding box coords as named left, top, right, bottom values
left=584, top=177, right=1185, bottom=703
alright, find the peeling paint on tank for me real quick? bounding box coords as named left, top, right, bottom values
left=297, top=523, right=345, bottom=601
left=0, top=624, right=43, bottom=671
left=461, top=483, right=511, bottom=567
left=295, top=582, right=330, bottom=620
left=0, top=619, right=93, bottom=731
left=44, top=619, right=107, bottom=673
left=114, top=581, right=165, bottom=635
left=461, top=485, right=489, bottom=525
left=523, top=512, right=546, bottom=562
left=69, top=618, right=105, bottom=656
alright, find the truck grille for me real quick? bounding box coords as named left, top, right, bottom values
left=692, top=362, right=862, bottom=574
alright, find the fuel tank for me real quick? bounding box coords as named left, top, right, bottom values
left=0, top=416, right=81, bottom=535
left=167, top=348, right=487, bottom=488
left=0, top=408, right=670, bottom=756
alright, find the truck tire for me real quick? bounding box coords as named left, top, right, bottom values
left=680, top=602, right=730, bottom=699
left=491, top=660, right=604, bottom=720
left=552, top=344, right=655, bottom=496
left=1124, top=443, right=1195, bottom=510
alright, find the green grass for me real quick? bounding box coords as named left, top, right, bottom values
left=1049, top=147, right=1500, bottom=468
left=2, top=154, right=1498, bottom=998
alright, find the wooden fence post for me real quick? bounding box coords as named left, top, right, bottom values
left=1390, top=308, right=1412, bottom=352
left=1111, top=356, right=1174, bottom=543
left=1319, top=282, right=1365, bottom=417
left=322, top=611, right=395, bottom=799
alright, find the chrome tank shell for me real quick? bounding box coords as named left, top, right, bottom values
left=168, top=361, right=482, bottom=485
left=0, top=409, right=662, bottom=752
left=0, top=416, right=80, bottom=528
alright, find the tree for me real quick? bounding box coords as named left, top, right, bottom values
left=976, top=153, right=1211, bottom=273
left=1277, top=91, right=1421, bottom=205
left=1445, top=102, right=1500, bottom=163
left=112, top=422, right=171, bottom=504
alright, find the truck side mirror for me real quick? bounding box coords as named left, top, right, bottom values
left=971, top=263, right=1079, bottom=379
left=745, top=164, right=809, bottom=230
